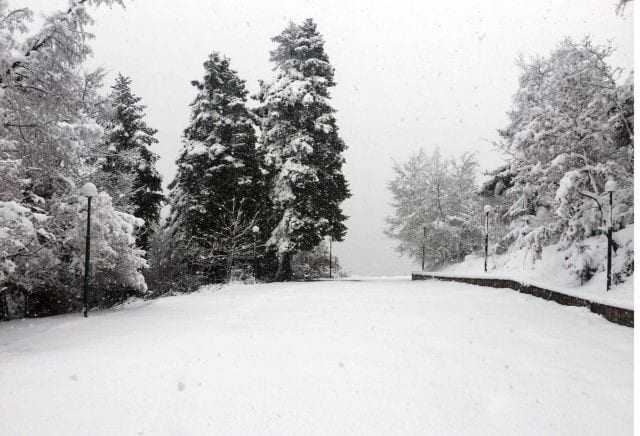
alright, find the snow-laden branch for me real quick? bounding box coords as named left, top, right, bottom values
left=1, top=0, right=124, bottom=88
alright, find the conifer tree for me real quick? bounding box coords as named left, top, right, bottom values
left=257, top=18, right=350, bottom=280
left=99, top=74, right=163, bottom=251
left=167, top=52, right=261, bottom=279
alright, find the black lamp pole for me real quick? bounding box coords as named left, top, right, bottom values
left=253, top=233, right=257, bottom=278
left=329, top=236, right=333, bottom=279
left=484, top=210, right=489, bottom=273
left=83, top=196, right=92, bottom=318
left=604, top=180, right=617, bottom=292
left=607, top=190, right=613, bottom=291
left=251, top=225, right=259, bottom=282
left=422, top=226, right=426, bottom=271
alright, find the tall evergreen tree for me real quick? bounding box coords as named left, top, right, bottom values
left=167, top=52, right=261, bottom=279
left=99, top=74, right=164, bottom=251
left=257, top=18, right=350, bottom=280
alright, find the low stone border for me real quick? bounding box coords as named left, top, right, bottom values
left=412, top=272, right=633, bottom=328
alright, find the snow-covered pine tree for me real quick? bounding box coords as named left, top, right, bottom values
left=98, top=74, right=164, bottom=252
left=167, top=52, right=261, bottom=281
left=257, top=19, right=350, bottom=280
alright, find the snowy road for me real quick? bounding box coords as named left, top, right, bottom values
left=0, top=279, right=632, bottom=435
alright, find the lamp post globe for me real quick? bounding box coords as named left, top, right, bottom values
left=80, top=182, right=98, bottom=198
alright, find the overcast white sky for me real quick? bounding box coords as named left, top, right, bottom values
left=22, top=0, right=634, bottom=275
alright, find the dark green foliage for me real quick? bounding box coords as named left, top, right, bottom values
left=101, top=74, right=164, bottom=251
left=257, top=19, right=350, bottom=279
left=167, top=52, right=264, bottom=281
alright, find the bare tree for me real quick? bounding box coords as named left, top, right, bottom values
left=187, top=198, right=260, bottom=282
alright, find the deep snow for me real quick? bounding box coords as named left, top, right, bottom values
left=440, top=227, right=634, bottom=310
left=0, top=279, right=632, bottom=435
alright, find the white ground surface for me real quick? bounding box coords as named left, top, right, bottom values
left=440, top=227, right=634, bottom=310
left=0, top=279, right=633, bottom=435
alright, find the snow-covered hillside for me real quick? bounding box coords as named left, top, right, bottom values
left=440, top=227, right=634, bottom=310
left=0, top=279, right=631, bottom=435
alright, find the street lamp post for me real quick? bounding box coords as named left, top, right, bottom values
left=422, top=226, right=426, bottom=271
left=80, top=183, right=97, bottom=318
left=484, top=205, right=492, bottom=273
left=329, top=236, right=333, bottom=279
left=251, top=225, right=260, bottom=282
left=605, top=179, right=617, bottom=291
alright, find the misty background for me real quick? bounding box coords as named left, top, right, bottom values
left=22, top=0, right=634, bottom=275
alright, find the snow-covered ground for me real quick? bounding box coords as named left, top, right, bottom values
left=0, top=279, right=632, bottom=435
left=439, top=227, right=634, bottom=310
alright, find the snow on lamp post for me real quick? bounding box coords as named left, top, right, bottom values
left=79, top=182, right=97, bottom=318
left=484, top=205, right=493, bottom=273
left=604, top=178, right=617, bottom=291
left=252, top=225, right=260, bottom=281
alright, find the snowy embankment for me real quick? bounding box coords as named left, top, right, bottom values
left=438, top=227, right=634, bottom=310
left=0, top=279, right=632, bottom=435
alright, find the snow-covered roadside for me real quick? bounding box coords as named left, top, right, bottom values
left=437, top=227, right=633, bottom=310
left=0, top=279, right=632, bottom=436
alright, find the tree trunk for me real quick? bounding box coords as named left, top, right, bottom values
left=275, top=251, right=293, bottom=281
left=226, top=247, right=235, bottom=283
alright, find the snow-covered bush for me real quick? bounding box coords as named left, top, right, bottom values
left=58, top=191, right=148, bottom=305
left=291, top=241, right=343, bottom=280
left=1, top=188, right=148, bottom=317
left=0, top=201, right=55, bottom=289
left=612, top=237, right=634, bottom=286
left=562, top=231, right=633, bottom=287
left=564, top=243, right=600, bottom=284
